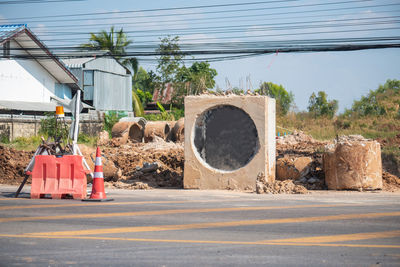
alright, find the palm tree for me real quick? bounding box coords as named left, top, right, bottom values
left=81, top=26, right=131, bottom=58
left=80, top=26, right=138, bottom=75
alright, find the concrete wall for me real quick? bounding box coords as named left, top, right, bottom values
left=0, top=113, right=103, bottom=141
left=184, top=95, right=276, bottom=191
left=0, top=39, right=71, bottom=102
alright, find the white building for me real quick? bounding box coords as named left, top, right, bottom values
left=0, top=24, right=81, bottom=113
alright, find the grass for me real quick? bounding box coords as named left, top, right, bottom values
left=277, top=112, right=400, bottom=141
left=0, top=134, right=98, bottom=151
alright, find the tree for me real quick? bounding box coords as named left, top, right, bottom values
left=308, top=91, right=338, bottom=118
left=347, top=79, right=400, bottom=117
left=255, top=82, right=294, bottom=115
left=175, top=61, right=217, bottom=96
left=155, top=36, right=217, bottom=105
left=156, top=36, right=184, bottom=85
left=80, top=26, right=137, bottom=71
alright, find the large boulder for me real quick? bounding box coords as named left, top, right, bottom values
left=323, top=135, right=382, bottom=190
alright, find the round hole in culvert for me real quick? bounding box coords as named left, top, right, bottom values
left=128, top=123, right=143, bottom=142
left=194, top=105, right=259, bottom=171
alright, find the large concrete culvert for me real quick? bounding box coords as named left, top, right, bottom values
left=194, top=105, right=259, bottom=171
left=184, top=95, right=276, bottom=190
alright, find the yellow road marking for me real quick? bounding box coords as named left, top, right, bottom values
left=0, top=233, right=399, bottom=248
left=265, top=230, right=400, bottom=243
left=27, top=211, right=400, bottom=236
left=0, top=203, right=356, bottom=223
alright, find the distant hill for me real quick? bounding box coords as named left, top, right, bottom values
left=345, top=79, right=400, bottom=118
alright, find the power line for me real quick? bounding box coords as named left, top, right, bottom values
left=0, top=0, right=85, bottom=4
left=26, top=6, right=400, bottom=30
left=36, top=15, right=400, bottom=36
left=1, top=0, right=376, bottom=24
left=0, top=0, right=299, bottom=20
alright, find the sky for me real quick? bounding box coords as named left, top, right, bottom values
left=1, top=0, right=399, bottom=112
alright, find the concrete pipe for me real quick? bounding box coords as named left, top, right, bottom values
left=165, top=121, right=176, bottom=141
left=128, top=122, right=144, bottom=143
left=172, top=117, right=184, bottom=142
left=144, top=121, right=171, bottom=142
left=323, top=136, right=382, bottom=190
left=111, top=122, right=131, bottom=138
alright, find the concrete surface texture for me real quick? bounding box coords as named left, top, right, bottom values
left=0, top=185, right=399, bottom=266
left=324, top=136, right=382, bottom=190
left=184, top=95, right=276, bottom=190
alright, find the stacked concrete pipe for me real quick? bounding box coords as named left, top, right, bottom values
left=144, top=121, right=171, bottom=142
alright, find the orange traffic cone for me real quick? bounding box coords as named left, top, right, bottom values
left=83, top=147, right=113, bottom=202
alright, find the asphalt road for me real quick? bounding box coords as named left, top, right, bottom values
left=0, top=185, right=399, bottom=266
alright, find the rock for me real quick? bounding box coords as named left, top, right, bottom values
left=97, top=130, right=110, bottom=146
left=323, top=136, right=382, bottom=190
left=276, top=156, right=313, bottom=180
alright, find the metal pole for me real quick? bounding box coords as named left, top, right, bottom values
left=72, top=89, right=81, bottom=155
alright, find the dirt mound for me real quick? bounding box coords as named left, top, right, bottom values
left=101, top=138, right=184, bottom=189
left=256, top=172, right=308, bottom=194
left=383, top=171, right=400, bottom=192
left=276, top=131, right=327, bottom=190
left=0, top=145, right=34, bottom=185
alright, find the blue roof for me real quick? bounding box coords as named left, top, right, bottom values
left=0, top=24, right=26, bottom=42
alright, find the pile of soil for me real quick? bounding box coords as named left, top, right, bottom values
left=276, top=131, right=327, bottom=190
left=256, top=172, right=308, bottom=194
left=102, top=137, right=184, bottom=189
left=0, top=145, right=34, bottom=185
left=0, top=129, right=399, bottom=193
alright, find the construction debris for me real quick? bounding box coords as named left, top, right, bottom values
left=256, top=172, right=308, bottom=194
left=1, top=126, right=399, bottom=193
left=276, top=156, right=313, bottom=180
left=323, top=135, right=382, bottom=190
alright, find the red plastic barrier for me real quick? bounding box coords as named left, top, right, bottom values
left=31, top=155, right=87, bottom=199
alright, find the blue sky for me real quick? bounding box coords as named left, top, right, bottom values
left=1, top=0, right=399, bottom=112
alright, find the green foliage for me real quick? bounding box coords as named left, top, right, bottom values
left=0, top=134, right=10, bottom=144
left=39, top=112, right=69, bottom=139
left=156, top=36, right=184, bottom=84
left=9, top=136, right=42, bottom=150
left=104, top=111, right=126, bottom=136
left=308, top=91, right=338, bottom=118
left=132, top=90, right=144, bottom=117
left=156, top=101, right=166, bottom=112
left=346, top=79, right=400, bottom=117
left=132, top=67, right=157, bottom=96
left=255, top=82, right=294, bottom=115
left=175, top=61, right=218, bottom=97
left=232, top=87, right=244, bottom=95
left=144, top=112, right=175, bottom=121
left=80, top=27, right=138, bottom=93
left=171, top=108, right=184, bottom=120
left=77, top=133, right=98, bottom=147
left=80, top=26, right=131, bottom=60
left=136, top=89, right=153, bottom=106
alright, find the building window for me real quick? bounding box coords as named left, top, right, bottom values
left=83, top=70, right=94, bottom=101
left=3, top=41, right=10, bottom=58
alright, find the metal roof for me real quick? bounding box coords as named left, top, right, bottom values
left=0, top=24, right=79, bottom=86
left=62, top=57, right=95, bottom=68
left=0, top=24, right=26, bottom=42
